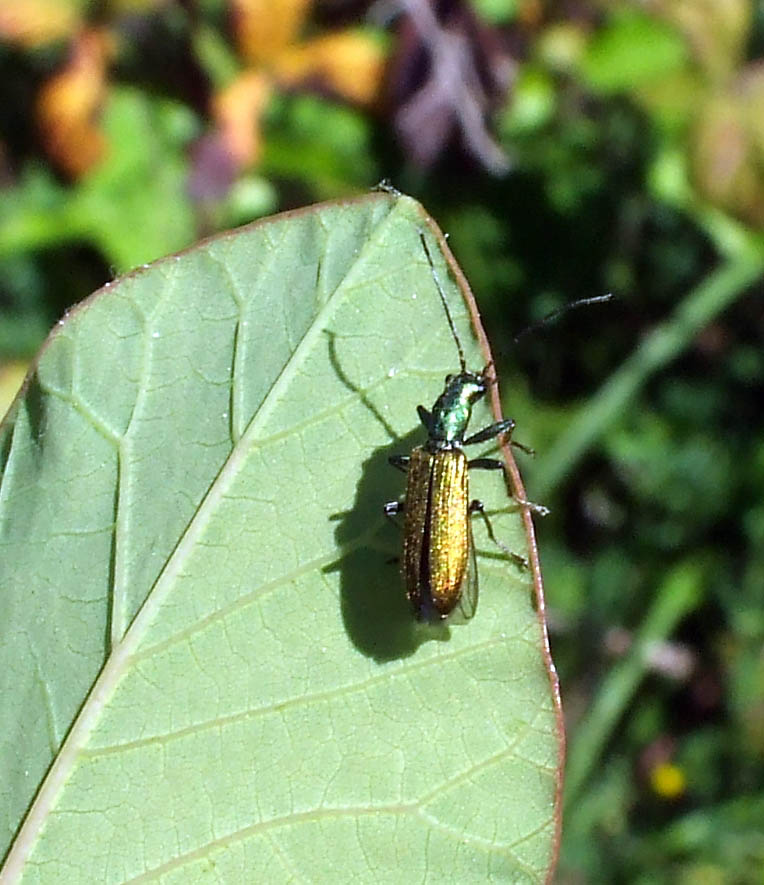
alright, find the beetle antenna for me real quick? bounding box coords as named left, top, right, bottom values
left=513, top=293, right=614, bottom=345
left=420, top=232, right=467, bottom=373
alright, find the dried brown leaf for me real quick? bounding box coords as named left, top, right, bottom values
left=0, top=0, right=79, bottom=48
left=213, top=69, right=272, bottom=166
left=35, top=28, right=113, bottom=177
left=272, top=30, right=385, bottom=106
left=231, top=0, right=312, bottom=64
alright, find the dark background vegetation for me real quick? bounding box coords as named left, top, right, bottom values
left=2, top=0, right=763, bottom=880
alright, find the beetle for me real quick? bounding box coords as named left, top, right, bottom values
left=383, top=233, right=528, bottom=623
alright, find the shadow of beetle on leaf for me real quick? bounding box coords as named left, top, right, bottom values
left=322, top=330, right=454, bottom=662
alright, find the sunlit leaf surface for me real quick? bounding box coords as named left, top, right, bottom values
left=0, top=193, right=561, bottom=883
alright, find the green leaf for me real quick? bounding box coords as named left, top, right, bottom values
left=262, top=95, right=378, bottom=197
left=0, top=88, right=196, bottom=272
left=580, top=10, right=689, bottom=94
left=74, top=87, right=198, bottom=270
left=0, top=193, right=562, bottom=882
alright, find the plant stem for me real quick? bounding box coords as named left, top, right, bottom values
left=563, top=560, right=703, bottom=810
left=535, top=251, right=764, bottom=498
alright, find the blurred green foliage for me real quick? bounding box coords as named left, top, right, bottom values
left=2, top=0, right=764, bottom=880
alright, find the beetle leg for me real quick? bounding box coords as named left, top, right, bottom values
left=467, top=457, right=503, bottom=470
left=511, top=439, right=536, bottom=456
left=465, top=421, right=535, bottom=456
left=383, top=499, right=404, bottom=541
left=416, top=405, right=433, bottom=433
left=469, top=499, right=529, bottom=570
left=522, top=499, right=550, bottom=516
left=467, top=459, right=550, bottom=516
left=463, top=418, right=515, bottom=447
left=388, top=454, right=410, bottom=473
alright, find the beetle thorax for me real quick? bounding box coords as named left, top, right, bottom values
left=428, top=372, right=486, bottom=447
